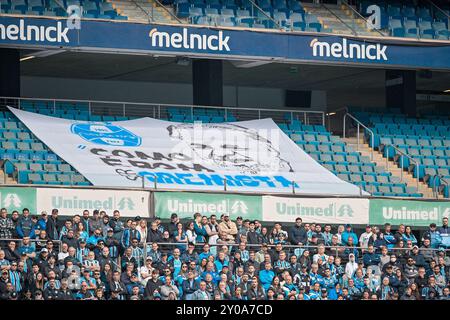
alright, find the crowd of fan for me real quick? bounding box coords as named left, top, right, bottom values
left=0, top=206, right=449, bottom=300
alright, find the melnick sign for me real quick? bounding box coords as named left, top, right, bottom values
left=1, top=16, right=450, bottom=70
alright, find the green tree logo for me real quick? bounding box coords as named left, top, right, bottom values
left=117, top=197, right=135, bottom=210
left=337, top=204, right=354, bottom=217
left=3, top=193, right=21, bottom=208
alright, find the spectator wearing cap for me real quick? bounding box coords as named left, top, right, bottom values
left=408, top=245, right=427, bottom=270
left=166, top=213, right=178, bottom=237
left=126, top=273, right=144, bottom=296
left=0, top=208, right=15, bottom=241
left=36, top=212, right=48, bottom=232
left=359, top=225, right=373, bottom=251
left=341, top=224, right=358, bottom=247
left=218, top=213, right=237, bottom=241
left=104, top=228, right=120, bottom=261
left=423, top=223, right=442, bottom=249
left=247, top=221, right=262, bottom=245
left=139, top=256, right=154, bottom=286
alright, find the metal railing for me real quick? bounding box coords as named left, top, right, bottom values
left=343, top=113, right=375, bottom=160
left=384, top=144, right=420, bottom=189
left=141, top=241, right=450, bottom=263
left=0, top=159, right=20, bottom=184
left=426, top=0, right=450, bottom=27
left=152, top=0, right=183, bottom=24
left=321, top=3, right=357, bottom=36
left=247, top=0, right=284, bottom=31
left=0, top=96, right=325, bottom=126
left=0, top=238, right=63, bottom=253
left=341, top=0, right=386, bottom=37
left=432, top=174, right=449, bottom=199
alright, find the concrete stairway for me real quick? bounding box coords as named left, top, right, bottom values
left=108, top=0, right=179, bottom=24
left=0, top=169, right=17, bottom=185
left=302, top=3, right=385, bottom=37
left=342, top=137, right=437, bottom=199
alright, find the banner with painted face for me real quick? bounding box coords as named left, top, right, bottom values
left=10, top=107, right=366, bottom=195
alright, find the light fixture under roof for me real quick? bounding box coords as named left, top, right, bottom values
left=20, top=56, right=35, bottom=62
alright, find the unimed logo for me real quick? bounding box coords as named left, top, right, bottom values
left=149, top=28, right=230, bottom=51
left=310, top=38, right=387, bottom=61
left=0, top=19, right=70, bottom=43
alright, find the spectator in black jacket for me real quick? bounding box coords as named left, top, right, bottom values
left=147, top=221, right=163, bottom=244
left=145, top=269, right=163, bottom=299
left=46, top=209, right=60, bottom=241
left=247, top=221, right=262, bottom=245
left=290, top=218, right=307, bottom=245
left=181, top=270, right=199, bottom=300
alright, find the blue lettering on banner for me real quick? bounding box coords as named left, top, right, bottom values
left=138, top=171, right=299, bottom=189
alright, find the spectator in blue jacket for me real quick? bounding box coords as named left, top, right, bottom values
left=437, top=217, right=450, bottom=248
left=363, top=245, right=381, bottom=275
left=16, top=208, right=34, bottom=239
left=87, top=228, right=104, bottom=248
left=341, top=224, right=358, bottom=246
left=402, top=226, right=418, bottom=246
left=382, top=223, right=397, bottom=249
left=422, top=223, right=442, bottom=249
left=258, top=262, right=275, bottom=291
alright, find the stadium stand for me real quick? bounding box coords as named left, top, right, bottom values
left=0, top=101, right=93, bottom=186
left=0, top=100, right=427, bottom=198
left=347, top=108, right=450, bottom=198
left=276, top=114, right=422, bottom=198
left=357, top=0, right=450, bottom=40
left=0, top=207, right=449, bottom=300
left=0, top=0, right=128, bottom=20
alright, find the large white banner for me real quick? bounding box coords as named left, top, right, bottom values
left=262, top=196, right=369, bottom=224
left=11, top=107, right=366, bottom=196
left=36, top=188, right=150, bottom=217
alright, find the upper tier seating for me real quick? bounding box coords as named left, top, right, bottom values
left=277, top=115, right=421, bottom=198
left=171, top=0, right=324, bottom=31
left=0, top=0, right=128, bottom=20
left=358, top=0, right=450, bottom=40
left=351, top=108, right=450, bottom=197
